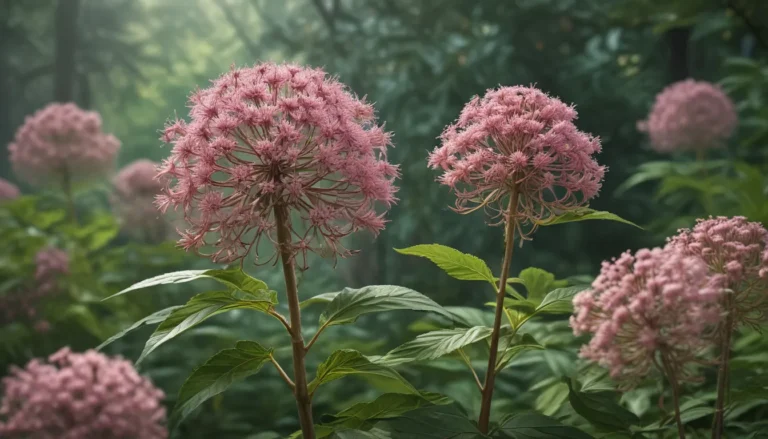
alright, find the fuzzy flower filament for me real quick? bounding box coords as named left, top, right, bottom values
left=157, top=62, right=398, bottom=265
left=0, top=348, right=167, bottom=439
left=571, top=247, right=724, bottom=387
left=428, top=85, right=605, bottom=234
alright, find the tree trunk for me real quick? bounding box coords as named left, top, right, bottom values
left=54, top=0, right=81, bottom=102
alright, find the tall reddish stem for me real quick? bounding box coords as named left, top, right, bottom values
left=274, top=204, right=315, bottom=439
left=478, top=188, right=519, bottom=433
left=661, top=353, right=686, bottom=439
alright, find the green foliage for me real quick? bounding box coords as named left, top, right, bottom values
left=493, top=412, right=592, bottom=439
left=172, top=341, right=273, bottom=427
left=309, top=350, right=418, bottom=395
left=395, top=244, right=496, bottom=285
left=318, top=285, right=453, bottom=327
left=107, top=268, right=271, bottom=299
left=375, top=327, right=493, bottom=366
left=566, top=378, right=640, bottom=433
left=534, top=208, right=641, bottom=229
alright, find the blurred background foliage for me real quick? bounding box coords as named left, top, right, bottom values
left=1, top=0, right=767, bottom=437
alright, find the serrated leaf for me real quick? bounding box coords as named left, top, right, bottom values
left=105, top=268, right=270, bottom=300
left=319, top=285, right=452, bottom=327
left=375, top=404, right=484, bottom=439
left=328, top=392, right=452, bottom=430
left=535, top=208, right=640, bottom=229
left=395, top=244, right=494, bottom=283
left=519, top=268, right=567, bottom=303
left=171, top=341, right=272, bottom=427
left=496, top=333, right=544, bottom=371
left=97, top=306, right=182, bottom=350
left=376, top=327, right=493, bottom=367
left=493, top=412, right=591, bottom=439
left=445, top=306, right=495, bottom=328
left=309, top=349, right=418, bottom=395
left=301, top=292, right=340, bottom=308
left=137, top=289, right=277, bottom=364
left=566, top=378, right=640, bottom=432
left=534, top=286, right=589, bottom=315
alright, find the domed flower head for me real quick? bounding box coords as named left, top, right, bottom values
left=428, top=86, right=604, bottom=233
left=0, top=177, right=20, bottom=201
left=571, top=247, right=724, bottom=387
left=8, top=103, right=120, bottom=186
left=638, top=79, right=737, bottom=153
left=0, top=348, right=167, bottom=439
left=34, top=246, right=69, bottom=294
left=669, top=216, right=768, bottom=326
left=112, top=160, right=167, bottom=241
left=157, top=62, right=399, bottom=265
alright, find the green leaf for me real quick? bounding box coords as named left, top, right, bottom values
left=519, top=268, right=567, bottom=303
left=105, top=268, right=270, bottom=300
left=319, top=285, right=452, bottom=327
left=327, top=392, right=452, bottom=431
left=535, top=208, right=641, bottom=229
left=309, top=349, right=418, bottom=395
left=375, top=404, right=483, bottom=439
left=493, top=412, right=592, bottom=439
left=376, top=327, right=493, bottom=367
left=445, top=306, right=495, bottom=328
left=395, top=244, right=495, bottom=284
left=534, top=286, right=589, bottom=315
left=171, top=340, right=272, bottom=427
left=301, top=292, right=340, bottom=308
left=496, top=333, right=544, bottom=371
left=96, top=306, right=182, bottom=350
left=137, top=289, right=277, bottom=364
left=566, top=378, right=639, bottom=432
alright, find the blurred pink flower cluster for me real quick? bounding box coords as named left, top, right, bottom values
left=637, top=79, right=737, bottom=153
left=428, top=86, right=604, bottom=230
left=112, top=160, right=168, bottom=241
left=0, top=347, right=167, bottom=439
left=0, top=247, right=68, bottom=328
left=0, top=178, right=20, bottom=201
left=157, top=62, right=399, bottom=265
left=8, top=103, right=120, bottom=186
left=669, top=216, right=768, bottom=326
left=571, top=247, right=724, bottom=386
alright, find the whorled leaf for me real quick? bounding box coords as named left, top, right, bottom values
left=96, top=306, right=182, bottom=350
left=534, top=285, right=589, bottom=315
left=395, top=244, right=495, bottom=284
left=566, top=378, right=640, bottom=432
left=301, top=292, right=341, bottom=308
left=495, top=333, right=544, bottom=371
left=534, top=207, right=641, bottom=229
left=375, top=403, right=484, bottom=439
left=171, top=340, right=273, bottom=427
left=375, top=327, right=493, bottom=367
left=493, top=411, right=592, bottom=439
left=105, top=268, right=270, bottom=300
left=319, top=285, right=453, bottom=327
left=518, top=268, right=568, bottom=303
left=309, top=349, right=418, bottom=395
left=137, top=289, right=277, bottom=364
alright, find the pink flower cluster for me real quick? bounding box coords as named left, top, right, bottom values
left=8, top=103, right=120, bottom=186
left=0, top=247, right=69, bottom=326
left=571, top=247, right=724, bottom=386
left=157, top=62, right=399, bottom=265
left=35, top=247, right=70, bottom=294
left=669, top=216, right=768, bottom=325
left=0, top=348, right=167, bottom=439
left=0, top=178, right=20, bottom=201
left=428, top=86, right=604, bottom=230
left=112, top=160, right=168, bottom=241
left=637, top=79, right=737, bottom=153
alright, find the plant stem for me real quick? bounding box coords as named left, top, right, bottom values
left=61, top=168, right=79, bottom=225
left=661, top=354, right=686, bottom=439
left=274, top=204, right=315, bottom=439
left=477, top=188, right=519, bottom=434
left=712, top=295, right=734, bottom=439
